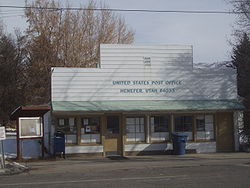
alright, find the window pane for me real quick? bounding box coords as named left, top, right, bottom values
left=160, top=132, right=169, bottom=140
left=126, top=133, right=136, bottom=142
left=196, top=114, right=214, bottom=140
left=135, top=124, right=140, bottom=133
left=135, top=118, right=140, bottom=125
left=82, top=117, right=100, bottom=134
left=91, top=134, right=101, bottom=142
left=140, top=123, right=144, bottom=133
left=151, top=132, right=169, bottom=141
left=157, top=116, right=169, bottom=132
left=135, top=133, right=145, bottom=141
left=81, top=117, right=101, bottom=143
left=174, top=116, right=183, bottom=132
left=184, top=132, right=193, bottom=140
left=57, top=118, right=76, bottom=134
left=126, top=117, right=145, bottom=142
left=150, top=115, right=170, bottom=142
left=196, top=115, right=205, bottom=131
left=20, top=118, right=42, bottom=137
left=174, top=116, right=193, bottom=140
left=126, top=118, right=135, bottom=125
left=107, top=116, right=119, bottom=134
left=57, top=117, right=77, bottom=144
left=140, top=118, right=144, bottom=124
left=65, top=134, right=77, bottom=144
left=59, top=119, right=64, bottom=126
left=183, top=116, right=192, bottom=131
left=174, top=116, right=193, bottom=132
left=126, top=124, right=135, bottom=133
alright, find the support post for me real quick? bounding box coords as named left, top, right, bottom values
left=146, top=114, right=150, bottom=144
left=121, top=114, right=126, bottom=157
left=16, top=119, right=21, bottom=160
left=1, top=140, right=5, bottom=168
left=170, top=114, right=174, bottom=139
left=41, top=116, right=45, bottom=159
left=233, top=111, right=242, bottom=152
left=101, top=116, right=106, bottom=157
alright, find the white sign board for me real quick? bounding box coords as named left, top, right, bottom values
left=0, top=127, right=6, bottom=140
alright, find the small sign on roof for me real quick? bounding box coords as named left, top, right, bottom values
left=143, top=56, right=151, bottom=66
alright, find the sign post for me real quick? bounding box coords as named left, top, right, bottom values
left=0, top=126, right=6, bottom=169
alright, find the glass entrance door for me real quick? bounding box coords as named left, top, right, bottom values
left=104, top=115, right=122, bottom=156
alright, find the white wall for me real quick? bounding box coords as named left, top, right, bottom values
left=65, top=145, right=103, bottom=154
left=124, top=142, right=216, bottom=153
left=63, top=142, right=216, bottom=154
left=51, top=44, right=237, bottom=102
left=100, top=44, right=193, bottom=70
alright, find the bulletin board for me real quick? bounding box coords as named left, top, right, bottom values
left=18, top=117, right=43, bottom=138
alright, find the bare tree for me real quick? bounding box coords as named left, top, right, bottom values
left=23, top=0, right=134, bottom=104
left=24, top=0, right=134, bottom=67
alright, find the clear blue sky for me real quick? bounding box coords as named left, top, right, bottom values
left=0, top=0, right=237, bottom=64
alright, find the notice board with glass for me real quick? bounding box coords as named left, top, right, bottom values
left=19, top=117, right=43, bottom=138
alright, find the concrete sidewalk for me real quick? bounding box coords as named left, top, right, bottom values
left=24, top=152, right=250, bottom=164
left=1, top=152, right=250, bottom=176
left=20, top=152, right=250, bottom=175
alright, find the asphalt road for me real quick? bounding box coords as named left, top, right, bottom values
left=0, top=153, right=250, bottom=188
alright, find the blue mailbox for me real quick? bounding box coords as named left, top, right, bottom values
left=54, top=132, right=65, bottom=158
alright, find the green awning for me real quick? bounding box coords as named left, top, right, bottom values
left=52, top=100, right=244, bottom=112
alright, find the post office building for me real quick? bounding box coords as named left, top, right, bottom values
left=50, top=44, right=244, bottom=156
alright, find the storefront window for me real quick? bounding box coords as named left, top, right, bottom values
left=81, top=117, right=101, bottom=143
left=126, top=117, right=145, bottom=142
left=19, top=117, right=42, bottom=138
left=57, top=118, right=77, bottom=144
left=150, top=116, right=170, bottom=141
left=174, top=115, right=193, bottom=140
left=196, top=114, right=214, bottom=140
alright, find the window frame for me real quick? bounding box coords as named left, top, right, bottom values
left=57, top=117, right=77, bottom=135
left=173, top=114, right=194, bottom=141
left=150, top=115, right=171, bottom=142
left=195, top=114, right=215, bottom=142
left=80, top=116, right=101, bottom=144
left=19, top=117, right=43, bottom=138
left=57, top=117, right=77, bottom=144
left=125, top=115, right=146, bottom=143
